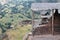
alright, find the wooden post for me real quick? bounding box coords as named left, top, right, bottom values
left=32, top=10, right=35, bottom=36
left=39, top=10, right=42, bottom=24
left=52, top=9, right=54, bottom=35
left=32, top=11, right=34, bottom=29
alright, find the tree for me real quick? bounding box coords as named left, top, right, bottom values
left=0, top=23, right=6, bottom=33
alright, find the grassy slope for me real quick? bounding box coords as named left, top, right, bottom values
left=6, top=25, right=32, bottom=40
left=0, top=13, right=32, bottom=40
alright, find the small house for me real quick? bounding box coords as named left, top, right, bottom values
left=31, top=3, right=60, bottom=35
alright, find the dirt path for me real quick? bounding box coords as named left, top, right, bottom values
left=28, top=35, right=60, bottom=40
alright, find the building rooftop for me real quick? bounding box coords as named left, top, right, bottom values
left=31, top=3, right=60, bottom=11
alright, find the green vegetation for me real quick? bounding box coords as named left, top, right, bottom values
left=0, top=0, right=38, bottom=40
left=0, top=1, right=32, bottom=33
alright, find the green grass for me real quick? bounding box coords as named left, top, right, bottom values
left=6, top=24, right=32, bottom=40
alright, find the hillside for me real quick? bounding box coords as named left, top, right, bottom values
left=0, top=0, right=60, bottom=40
